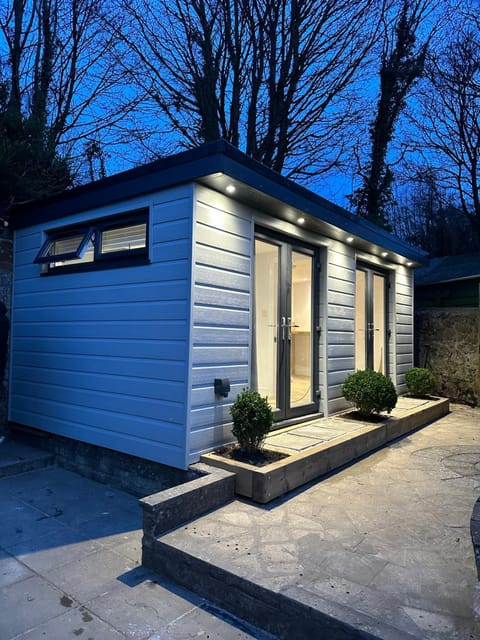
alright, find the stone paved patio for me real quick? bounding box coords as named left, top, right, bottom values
left=147, top=403, right=480, bottom=640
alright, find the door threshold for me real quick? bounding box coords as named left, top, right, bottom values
left=270, top=412, right=324, bottom=432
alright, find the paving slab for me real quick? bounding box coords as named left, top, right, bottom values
left=0, top=462, right=275, bottom=640
left=148, top=404, right=480, bottom=640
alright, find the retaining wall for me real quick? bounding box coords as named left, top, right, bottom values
left=415, top=307, right=480, bottom=405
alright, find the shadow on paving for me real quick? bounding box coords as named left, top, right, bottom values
left=0, top=456, right=274, bottom=640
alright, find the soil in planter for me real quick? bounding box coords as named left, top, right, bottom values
left=343, top=410, right=389, bottom=423
left=216, top=445, right=289, bottom=467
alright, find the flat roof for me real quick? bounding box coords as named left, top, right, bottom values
left=415, top=254, right=480, bottom=285
left=11, top=139, right=427, bottom=266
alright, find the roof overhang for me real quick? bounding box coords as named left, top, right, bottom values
left=11, top=140, right=428, bottom=267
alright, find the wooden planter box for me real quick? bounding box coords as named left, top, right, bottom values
left=200, top=397, right=450, bottom=503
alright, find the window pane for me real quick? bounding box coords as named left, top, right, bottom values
left=101, top=223, right=147, bottom=254
left=290, top=251, right=313, bottom=407
left=355, top=269, right=366, bottom=370
left=53, top=238, right=95, bottom=266
left=254, top=239, right=279, bottom=410
left=45, top=234, right=86, bottom=257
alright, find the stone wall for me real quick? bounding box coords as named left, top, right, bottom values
left=415, top=307, right=480, bottom=406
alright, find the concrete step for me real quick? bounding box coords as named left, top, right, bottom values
left=0, top=439, right=54, bottom=478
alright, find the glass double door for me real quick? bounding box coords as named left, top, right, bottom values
left=253, top=235, right=318, bottom=422
left=355, top=265, right=388, bottom=373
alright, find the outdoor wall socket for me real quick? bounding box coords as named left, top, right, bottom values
left=214, top=378, right=231, bottom=398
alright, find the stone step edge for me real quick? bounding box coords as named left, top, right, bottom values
left=0, top=449, right=55, bottom=478
left=142, top=536, right=418, bottom=640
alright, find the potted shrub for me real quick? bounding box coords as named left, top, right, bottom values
left=405, top=367, right=435, bottom=397
left=230, top=388, right=273, bottom=455
left=342, top=369, right=397, bottom=418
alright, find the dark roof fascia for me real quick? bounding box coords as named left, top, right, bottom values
left=215, top=147, right=427, bottom=263
left=10, top=141, right=229, bottom=230
left=11, top=139, right=427, bottom=263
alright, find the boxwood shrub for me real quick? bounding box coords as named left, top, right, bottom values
left=405, top=367, right=435, bottom=397
left=230, top=389, right=273, bottom=453
left=342, top=369, right=397, bottom=417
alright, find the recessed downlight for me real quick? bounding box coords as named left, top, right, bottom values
left=381, top=251, right=388, bottom=258
left=346, top=236, right=354, bottom=243
left=298, top=217, right=305, bottom=225
left=226, top=184, right=236, bottom=194
left=406, top=261, right=413, bottom=267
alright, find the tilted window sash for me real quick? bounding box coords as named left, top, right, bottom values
left=35, top=228, right=94, bottom=264
left=34, top=209, right=149, bottom=273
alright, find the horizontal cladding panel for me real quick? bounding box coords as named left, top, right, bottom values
left=328, top=304, right=355, bottom=320
left=15, top=230, right=43, bottom=252
left=327, top=384, right=347, bottom=401
left=327, top=278, right=355, bottom=296
left=14, top=300, right=188, bottom=323
left=14, top=366, right=184, bottom=402
left=14, top=320, right=187, bottom=340
left=189, top=423, right=234, bottom=456
left=328, top=397, right=351, bottom=414
left=194, top=264, right=250, bottom=292
left=14, top=262, right=189, bottom=292
left=326, top=291, right=354, bottom=308
left=191, top=383, right=245, bottom=407
left=194, top=286, right=249, bottom=310
left=196, top=202, right=252, bottom=237
left=190, top=364, right=249, bottom=386
left=328, top=263, right=355, bottom=283
left=326, top=357, right=355, bottom=372
left=12, top=351, right=186, bottom=382
left=10, top=395, right=184, bottom=442
left=327, top=370, right=352, bottom=386
left=326, top=318, right=355, bottom=332
left=195, top=244, right=251, bottom=275
left=396, top=343, right=413, bottom=355
left=396, top=310, right=413, bottom=322
left=192, top=326, right=249, bottom=346
left=396, top=286, right=412, bottom=299
left=190, top=404, right=232, bottom=429
left=151, top=217, right=191, bottom=243
left=150, top=239, right=192, bottom=264
left=12, top=381, right=185, bottom=424
left=396, top=293, right=412, bottom=306
left=196, top=224, right=251, bottom=256
left=9, top=409, right=186, bottom=468
left=14, top=279, right=189, bottom=307
left=193, top=306, right=249, bottom=328
left=152, top=193, right=193, bottom=217
left=327, top=331, right=355, bottom=346
left=327, top=343, right=355, bottom=358
left=192, top=346, right=249, bottom=366
left=13, top=337, right=187, bottom=360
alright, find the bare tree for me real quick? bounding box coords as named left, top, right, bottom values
left=108, top=0, right=384, bottom=179
left=349, top=0, right=434, bottom=229
left=416, top=7, right=480, bottom=246
left=0, top=0, right=128, bottom=213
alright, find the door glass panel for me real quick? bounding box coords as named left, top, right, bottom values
left=373, top=274, right=386, bottom=373
left=290, top=252, right=313, bottom=407
left=355, top=269, right=366, bottom=370
left=254, top=239, right=279, bottom=409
